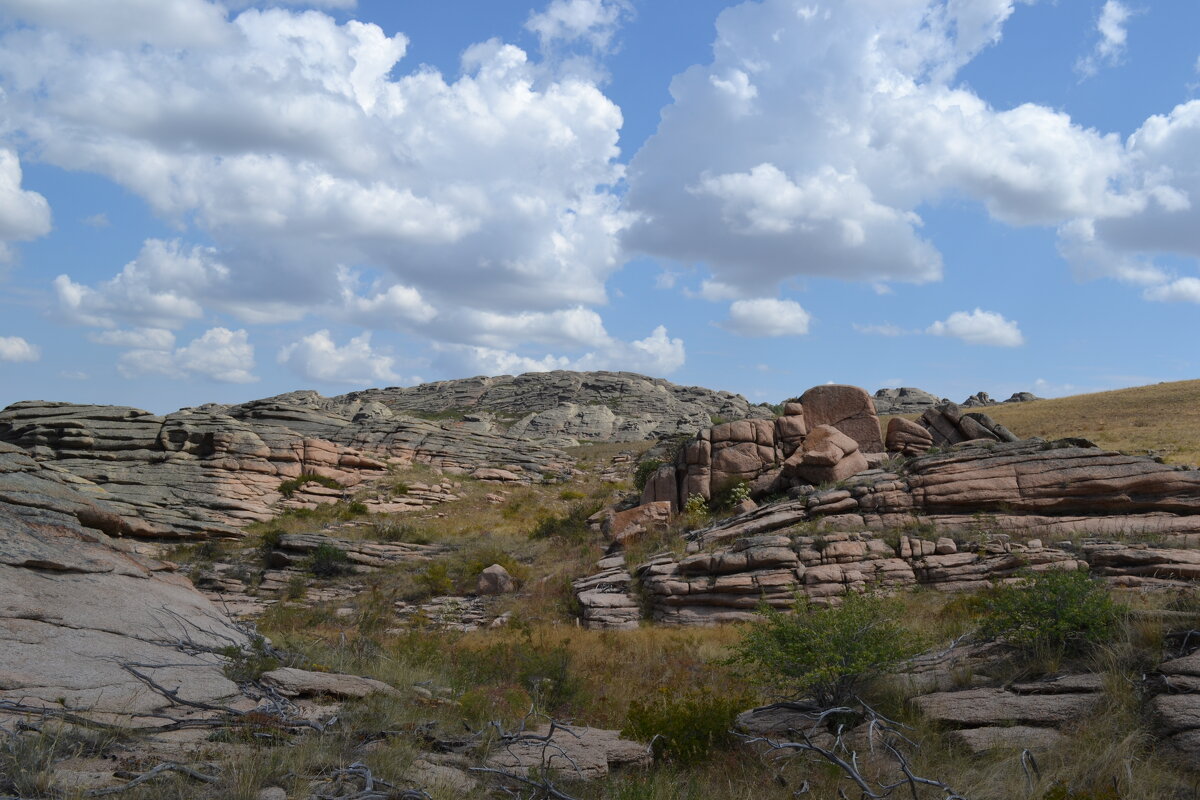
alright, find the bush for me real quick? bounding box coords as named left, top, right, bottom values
left=729, top=592, right=920, bottom=707
left=370, top=519, right=431, bottom=544
left=623, top=687, right=750, bottom=764
left=633, top=459, right=664, bottom=492
left=978, top=568, right=1120, bottom=657
left=529, top=500, right=603, bottom=541
left=711, top=480, right=751, bottom=511
left=277, top=473, right=343, bottom=498
left=306, top=543, right=353, bottom=578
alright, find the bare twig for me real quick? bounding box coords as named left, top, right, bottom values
left=82, top=762, right=218, bottom=796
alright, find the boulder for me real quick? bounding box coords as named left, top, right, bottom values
left=477, top=564, right=516, bottom=595
left=783, top=425, right=869, bottom=485
left=885, top=417, right=934, bottom=456
left=800, top=385, right=884, bottom=453
left=483, top=724, right=651, bottom=780
left=640, top=463, right=680, bottom=511
left=604, top=501, right=673, bottom=543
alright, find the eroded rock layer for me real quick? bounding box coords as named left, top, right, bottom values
left=582, top=439, right=1200, bottom=627
left=0, top=396, right=571, bottom=538
left=341, top=370, right=773, bottom=441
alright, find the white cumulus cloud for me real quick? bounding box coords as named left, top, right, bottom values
left=623, top=0, right=1161, bottom=299
left=0, top=149, right=51, bottom=259
left=1144, top=277, right=1200, bottom=304
left=119, top=327, right=257, bottom=383
left=2, top=3, right=628, bottom=353
left=721, top=298, right=812, bottom=337
left=1077, top=1, right=1134, bottom=78
left=278, top=330, right=399, bottom=385
left=927, top=309, right=1025, bottom=347
left=0, top=335, right=40, bottom=362
left=525, top=0, right=631, bottom=52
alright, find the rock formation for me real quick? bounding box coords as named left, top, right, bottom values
left=0, top=396, right=571, bottom=539
left=641, top=385, right=885, bottom=511
left=870, top=387, right=946, bottom=415
left=343, top=370, right=773, bottom=442
left=583, top=438, right=1200, bottom=627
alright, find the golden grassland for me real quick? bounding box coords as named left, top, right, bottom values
left=983, top=379, right=1200, bottom=466
left=883, top=378, right=1200, bottom=466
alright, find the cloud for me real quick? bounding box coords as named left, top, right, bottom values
left=118, top=326, right=257, bottom=383
left=1144, top=277, right=1200, bottom=304
left=0, top=150, right=52, bottom=255
left=82, top=213, right=110, bottom=228
left=54, top=240, right=226, bottom=329
left=927, top=309, right=1025, bottom=347
left=0, top=0, right=230, bottom=47
left=0, top=335, right=40, bottom=362
left=525, top=0, right=632, bottom=52
left=278, top=330, right=399, bottom=385
left=853, top=323, right=909, bottom=337
left=622, top=0, right=1151, bottom=297
left=1055, top=101, right=1200, bottom=295
left=2, top=4, right=628, bottom=349
left=433, top=324, right=685, bottom=377
left=1076, top=1, right=1134, bottom=78
left=721, top=298, right=812, bottom=337
left=88, top=327, right=176, bottom=349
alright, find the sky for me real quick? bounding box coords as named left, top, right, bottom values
left=1, top=0, right=1199, bottom=414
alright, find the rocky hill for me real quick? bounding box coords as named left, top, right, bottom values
left=338, top=370, right=774, bottom=441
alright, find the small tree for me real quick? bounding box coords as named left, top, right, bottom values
left=306, top=543, right=352, bottom=578
left=978, top=568, right=1119, bottom=657
left=729, top=592, right=919, bottom=707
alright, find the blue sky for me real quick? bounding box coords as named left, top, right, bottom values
left=1, top=0, right=1198, bottom=413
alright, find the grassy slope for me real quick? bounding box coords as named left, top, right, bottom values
left=984, top=379, right=1200, bottom=466
left=886, top=379, right=1200, bottom=466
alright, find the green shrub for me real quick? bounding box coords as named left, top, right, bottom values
left=633, top=459, right=665, bottom=492
left=277, top=473, right=343, bottom=498
left=370, top=519, right=431, bottom=544
left=729, top=592, right=920, bottom=707
left=529, top=500, right=603, bottom=541
left=978, top=568, right=1120, bottom=657
left=623, top=687, right=749, bottom=764
left=711, top=480, right=751, bottom=511
left=220, top=635, right=281, bottom=683
left=306, top=543, right=353, bottom=578
left=417, top=562, right=453, bottom=597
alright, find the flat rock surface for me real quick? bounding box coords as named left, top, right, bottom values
left=483, top=724, right=651, bottom=780
left=912, top=688, right=1101, bottom=727
left=0, top=451, right=248, bottom=719
left=946, top=725, right=1064, bottom=754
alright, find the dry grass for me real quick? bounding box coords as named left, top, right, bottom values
left=883, top=379, right=1200, bottom=466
